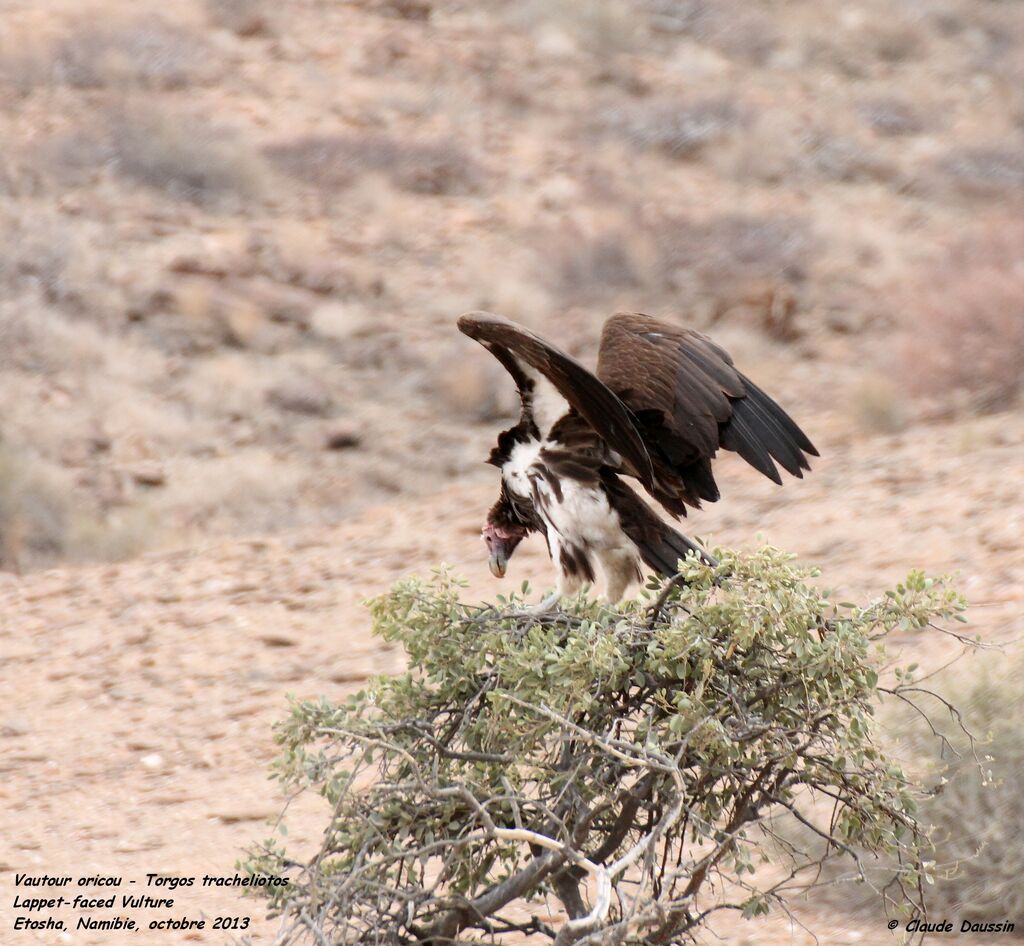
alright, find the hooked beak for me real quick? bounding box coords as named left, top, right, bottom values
left=488, top=546, right=509, bottom=578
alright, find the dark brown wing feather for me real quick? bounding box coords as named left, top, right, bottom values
left=458, top=311, right=655, bottom=490
left=597, top=312, right=818, bottom=515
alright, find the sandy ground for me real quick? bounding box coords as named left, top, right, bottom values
left=1, top=0, right=1022, bottom=942
left=2, top=409, right=1021, bottom=945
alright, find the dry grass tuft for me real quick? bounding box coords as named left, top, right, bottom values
left=640, top=1, right=780, bottom=65
left=902, top=225, right=1024, bottom=412
left=544, top=226, right=642, bottom=304
left=779, top=649, right=1024, bottom=927
left=654, top=211, right=814, bottom=295
left=265, top=133, right=485, bottom=197
left=805, top=129, right=901, bottom=184
left=113, top=110, right=269, bottom=207
left=849, top=374, right=906, bottom=435
left=603, top=96, right=745, bottom=161
left=534, top=210, right=815, bottom=330
left=54, top=16, right=221, bottom=90
left=0, top=441, right=70, bottom=572
left=858, top=97, right=928, bottom=137
left=937, top=145, right=1024, bottom=200
left=42, top=107, right=272, bottom=208
left=919, top=654, right=1024, bottom=924
left=0, top=215, right=78, bottom=305
left=205, top=0, right=279, bottom=37
left=858, top=19, right=928, bottom=64
left=0, top=35, right=53, bottom=96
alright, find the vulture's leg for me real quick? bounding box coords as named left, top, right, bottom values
left=527, top=590, right=562, bottom=615
left=599, top=548, right=642, bottom=604
left=527, top=566, right=585, bottom=614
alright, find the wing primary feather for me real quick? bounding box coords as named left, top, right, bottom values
left=720, top=411, right=783, bottom=484
left=730, top=392, right=807, bottom=477
left=739, top=375, right=819, bottom=457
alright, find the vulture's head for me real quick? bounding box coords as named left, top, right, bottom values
left=481, top=488, right=536, bottom=578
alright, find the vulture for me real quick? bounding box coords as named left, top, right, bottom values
left=459, top=311, right=818, bottom=606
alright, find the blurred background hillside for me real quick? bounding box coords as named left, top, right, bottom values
left=1, top=4, right=1022, bottom=943
left=0, top=0, right=1021, bottom=571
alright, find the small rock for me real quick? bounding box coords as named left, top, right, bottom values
left=330, top=670, right=369, bottom=684
left=534, top=25, right=579, bottom=61
left=266, top=376, right=334, bottom=416
left=310, top=301, right=376, bottom=342
left=130, top=463, right=166, bottom=488
left=379, top=0, right=431, bottom=21
left=257, top=633, right=298, bottom=648
left=211, top=807, right=275, bottom=824
left=232, top=277, right=315, bottom=330
left=537, top=174, right=580, bottom=210
left=324, top=422, right=362, bottom=450
left=140, top=753, right=164, bottom=770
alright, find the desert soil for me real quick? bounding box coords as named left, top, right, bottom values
left=1, top=0, right=1022, bottom=942
left=3, top=407, right=1022, bottom=944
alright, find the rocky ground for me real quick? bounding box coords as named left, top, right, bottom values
left=1, top=0, right=1022, bottom=942
left=3, top=408, right=1022, bottom=944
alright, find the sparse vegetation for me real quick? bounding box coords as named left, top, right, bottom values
left=0, top=440, right=71, bottom=572
left=781, top=649, right=1024, bottom=932
left=937, top=145, right=1024, bottom=200
left=918, top=653, right=1024, bottom=927
left=859, top=97, right=928, bottom=137
left=54, top=16, right=221, bottom=90
left=654, top=212, right=814, bottom=299
left=109, top=108, right=270, bottom=207
left=0, top=439, right=153, bottom=571
left=246, top=554, right=970, bottom=944
left=205, top=0, right=279, bottom=37
left=544, top=226, right=642, bottom=304
left=0, top=211, right=80, bottom=307
left=604, top=97, right=745, bottom=161
left=39, top=106, right=270, bottom=207
left=265, top=133, right=485, bottom=197
left=850, top=374, right=906, bottom=435
left=2, top=0, right=1022, bottom=573
left=902, top=227, right=1024, bottom=413
left=805, top=129, right=901, bottom=184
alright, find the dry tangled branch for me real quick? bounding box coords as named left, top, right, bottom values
left=243, top=548, right=974, bottom=945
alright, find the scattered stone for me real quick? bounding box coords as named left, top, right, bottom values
left=0, top=719, right=29, bottom=738
left=232, top=277, right=316, bottom=330
left=378, top=0, right=431, bottom=21
left=167, top=255, right=230, bottom=278
left=324, top=422, right=362, bottom=451
left=140, top=753, right=164, bottom=770
left=310, top=301, right=376, bottom=342
left=266, top=376, right=334, bottom=416
left=129, top=463, right=166, bottom=488
left=211, top=807, right=275, bottom=824
left=257, top=633, right=298, bottom=648
left=330, top=670, right=369, bottom=684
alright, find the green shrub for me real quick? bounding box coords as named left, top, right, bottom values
left=244, top=549, right=970, bottom=944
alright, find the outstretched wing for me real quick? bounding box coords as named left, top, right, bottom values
left=596, top=312, right=818, bottom=515
left=458, top=311, right=655, bottom=490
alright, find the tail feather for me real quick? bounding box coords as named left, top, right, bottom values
left=603, top=473, right=717, bottom=578
left=653, top=525, right=718, bottom=575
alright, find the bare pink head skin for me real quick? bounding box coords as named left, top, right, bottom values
left=482, top=521, right=527, bottom=578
